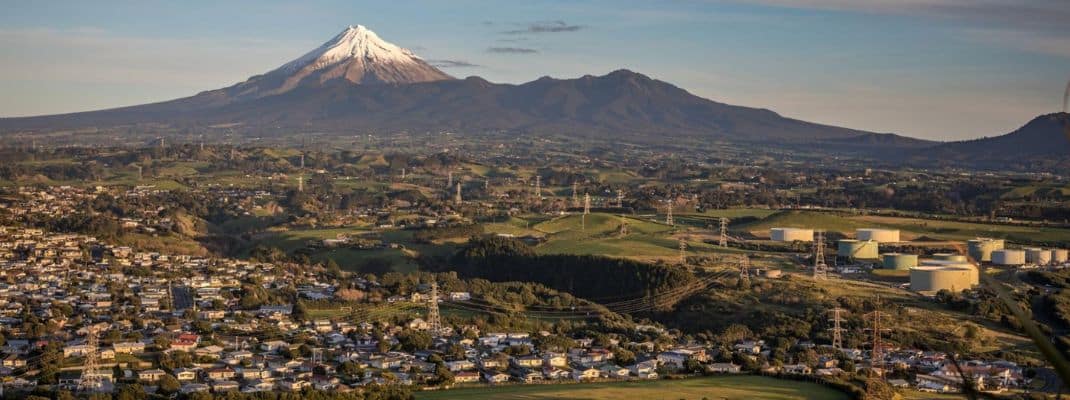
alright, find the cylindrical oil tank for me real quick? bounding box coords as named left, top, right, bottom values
left=931, top=253, right=967, bottom=262
left=1053, top=249, right=1069, bottom=264
left=857, top=228, right=900, bottom=243
left=882, top=253, right=918, bottom=270
left=991, top=249, right=1026, bottom=266
left=1026, top=248, right=1052, bottom=265
left=910, top=264, right=979, bottom=293
left=838, top=239, right=879, bottom=260
left=770, top=228, right=814, bottom=242
left=967, top=239, right=1004, bottom=262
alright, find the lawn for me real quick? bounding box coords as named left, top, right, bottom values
left=416, top=375, right=849, bottom=400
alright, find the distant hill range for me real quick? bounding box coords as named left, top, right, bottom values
left=907, top=113, right=1070, bottom=170
left=1, top=25, right=1067, bottom=170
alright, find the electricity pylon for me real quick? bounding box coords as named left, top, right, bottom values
left=813, top=230, right=828, bottom=280
left=78, top=326, right=102, bottom=391
left=828, top=307, right=847, bottom=351
left=666, top=202, right=674, bottom=226
left=719, top=217, right=729, bottom=247
left=428, top=281, right=442, bottom=337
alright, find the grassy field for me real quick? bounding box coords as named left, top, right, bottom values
left=416, top=376, right=849, bottom=400
left=737, top=210, right=1070, bottom=244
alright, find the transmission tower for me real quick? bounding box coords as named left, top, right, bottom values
left=299, top=153, right=305, bottom=169
left=78, top=326, right=102, bottom=391
left=447, top=171, right=453, bottom=188
left=828, top=307, right=847, bottom=351
left=572, top=182, right=579, bottom=208
left=865, top=296, right=889, bottom=373
left=616, top=190, right=624, bottom=208
left=679, top=238, right=687, bottom=263
left=719, top=217, right=729, bottom=247
left=738, top=254, right=750, bottom=280
left=401, top=167, right=406, bottom=180
left=534, top=175, right=542, bottom=199
left=428, top=281, right=443, bottom=337
left=812, top=230, right=828, bottom=279
left=454, top=182, right=462, bottom=205
left=619, top=216, right=629, bottom=237
left=297, top=174, right=304, bottom=192
left=583, top=193, right=591, bottom=215
left=666, top=202, right=674, bottom=226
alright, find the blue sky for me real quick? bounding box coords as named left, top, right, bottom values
left=1, top=0, right=1067, bottom=141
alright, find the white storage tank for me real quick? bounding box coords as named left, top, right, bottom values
left=882, top=253, right=919, bottom=270
left=838, top=239, right=879, bottom=260
left=1026, top=248, right=1052, bottom=265
left=991, top=249, right=1026, bottom=266
left=1053, top=249, right=1069, bottom=264
left=967, top=238, right=1004, bottom=262
left=770, top=228, right=814, bottom=242
left=856, top=228, right=900, bottom=243
left=910, top=264, right=979, bottom=294
left=931, top=253, right=967, bottom=262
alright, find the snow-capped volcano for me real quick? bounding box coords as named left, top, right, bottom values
left=220, top=25, right=453, bottom=99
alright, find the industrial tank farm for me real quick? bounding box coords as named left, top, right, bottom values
left=931, top=253, right=967, bottom=262
left=991, top=249, right=1026, bottom=266
left=1026, top=248, right=1052, bottom=265
left=1054, top=249, right=1069, bottom=264
left=770, top=228, right=814, bottom=242
left=910, top=263, right=980, bottom=294
left=882, top=253, right=918, bottom=270
left=838, top=240, right=879, bottom=260
left=967, top=238, right=1004, bottom=262
left=856, top=228, right=900, bottom=243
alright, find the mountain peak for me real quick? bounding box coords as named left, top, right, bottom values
left=219, top=25, right=453, bottom=99
left=278, top=25, right=421, bottom=73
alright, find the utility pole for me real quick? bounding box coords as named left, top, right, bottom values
left=534, top=175, right=542, bottom=200
left=78, top=326, right=102, bottom=392
left=447, top=171, right=453, bottom=188
left=297, top=174, right=304, bottom=193
left=428, top=281, right=442, bottom=338
left=813, top=230, right=828, bottom=280
left=400, top=167, right=406, bottom=181
left=300, top=153, right=305, bottom=169
left=719, top=217, right=729, bottom=247
left=828, top=307, right=847, bottom=351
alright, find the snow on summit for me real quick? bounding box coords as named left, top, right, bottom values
left=278, top=25, right=425, bottom=73
left=221, top=25, right=453, bottom=99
